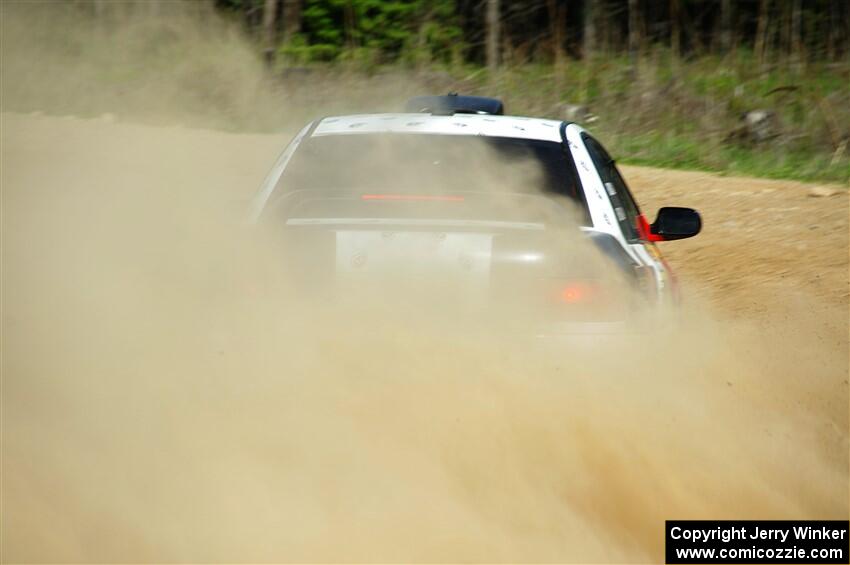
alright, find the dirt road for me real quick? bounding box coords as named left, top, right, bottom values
left=624, top=165, right=849, bottom=314
left=2, top=112, right=847, bottom=562
left=630, top=166, right=849, bottom=433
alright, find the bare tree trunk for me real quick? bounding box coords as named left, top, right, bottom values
left=282, top=0, right=301, bottom=43
left=244, top=0, right=253, bottom=30
left=262, top=0, right=278, bottom=64
left=670, top=0, right=680, bottom=58
left=547, top=0, right=566, bottom=100
left=343, top=0, right=357, bottom=49
left=755, top=0, right=770, bottom=65
left=628, top=0, right=639, bottom=63
left=780, top=0, right=790, bottom=56
left=720, top=0, right=732, bottom=52
left=486, top=0, right=500, bottom=71
left=547, top=0, right=565, bottom=66
left=584, top=0, right=596, bottom=59
left=826, top=0, right=837, bottom=59
left=790, top=0, right=802, bottom=65
left=845, top=1, right=850, bottom=60
left=596, top=0, right=611, bottom=55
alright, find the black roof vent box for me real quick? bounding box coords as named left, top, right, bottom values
left=405, top=93, right=504, bottom=116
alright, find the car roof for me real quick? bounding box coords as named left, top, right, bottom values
left=311, top=113, right=565, bottom=143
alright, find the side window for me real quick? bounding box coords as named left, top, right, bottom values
left=583, top=135, right=642, bottom=242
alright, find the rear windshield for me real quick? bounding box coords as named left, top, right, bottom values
left=271, top=133, right=585, bottom=209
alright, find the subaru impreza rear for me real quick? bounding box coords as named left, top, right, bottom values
left=250, top=111, right=656, bottom=339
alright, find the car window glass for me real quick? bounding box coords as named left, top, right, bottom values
left=275, top=133, right=583, bottom=201
left=583, top=136, right=642, bottom=241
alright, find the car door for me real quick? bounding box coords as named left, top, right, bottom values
left=581, top=134, right=675, bottom=302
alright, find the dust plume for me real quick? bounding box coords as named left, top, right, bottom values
left=2, top=2, right=847, bottom=562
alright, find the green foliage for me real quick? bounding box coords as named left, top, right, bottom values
left=281, top=0, right=461, bottom=64
left=279, top=32, right=341, bottom=62
left=450, top=54, right=849, bottom=184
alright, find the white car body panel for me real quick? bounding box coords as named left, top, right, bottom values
left=312, top=113, right=564, bottom=142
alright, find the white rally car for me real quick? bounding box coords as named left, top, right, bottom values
left=249, top=95, right=700, bottom=335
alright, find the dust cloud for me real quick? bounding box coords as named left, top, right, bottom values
left=2, top=2, right=847, bottom=562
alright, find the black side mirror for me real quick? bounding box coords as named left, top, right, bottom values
left=650, top=207, right=701, bottom=241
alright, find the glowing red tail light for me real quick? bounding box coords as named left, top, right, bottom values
left=549, top=280, right=630, bottom=321
left=559, top=282, right=598, bottom=304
